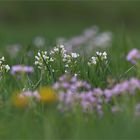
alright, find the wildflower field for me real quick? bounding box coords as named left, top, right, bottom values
left=1, top=1, right=140, bottom=139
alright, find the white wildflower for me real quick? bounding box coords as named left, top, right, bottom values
left=35, top=50, right=54, bottom=70
left=71, top=53, right=79, bottom=58
left=91, top=56, right=97, bottom=64
left=88, top=51, right=108, bottom=65
left=0, top=56, right=10, bottom=77
left=5, top=65, right=10, bottom=71
left=96, top=51, right=102, bottom=56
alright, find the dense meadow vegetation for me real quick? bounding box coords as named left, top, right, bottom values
left=0, top=23, right=140, bottom=139
left=1, top=1, right=140, bottom=139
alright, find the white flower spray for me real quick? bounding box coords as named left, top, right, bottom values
left=88, top=51, right=108, bottom=66
left=35, top=45, right=80, bottom=78
left=0, top=56, right=10, bottom=77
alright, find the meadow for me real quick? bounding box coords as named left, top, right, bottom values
left=1, top=2, right=140, bottom=139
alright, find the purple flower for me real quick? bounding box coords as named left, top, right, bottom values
left=81, top=101, right=92, bottom=112
left=53, top=74, right=92, bottom=94
left=11, top=65, right=34, bottom=75
left=93, top=88, right=103, bottom=96
left=53, top=82, right=60, bottom=89
left=129, top=78, right=140, bottom=94
left=19, top=90, right=40, bottom=101
left=104, top=89, right=113, bottom=102
left=62, top=82, right=70, bottom=88
left=54, top=74, right=140, bottom=115
left=126, top=48, right=140, bottom=64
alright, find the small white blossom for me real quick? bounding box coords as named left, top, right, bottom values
left=54, top=47, right=59, bottom=52
left=71, top=53, right=79, bottom=58
left=102, top=51, right=107, bottom=59
left=0, top=56, right=10, bottom=77
left=65, top=64, right=69, bottom=68
left=35, top=50, right=54, bottom=70
left=5, top=65, right=10, bottom=71
left=96, top=51, right=102, bottom=56
left=88, top=56, right=97, bottom=65
left=88, top=51, right=108, bottom=65
left=59, top=44, right=65, bottom=49
left=0, top=57, right=4, bottom=61
left=91, top=56, right=97, bottom=64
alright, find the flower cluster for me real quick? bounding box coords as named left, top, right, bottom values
left=63, top=52, right=80, bottom=73
left=53, top=75, right=102, bottom=114
left=35, top=51, right=54, bottom=70
left=0, top=56, right=10, bottom=78
left=50, top=44, right=66, bottom=56
left=50, top=45, right=80, bottom=72
left=11, top=65, right=34, bottom=75
left=53, top=74, right=140, bottom=115
left=88, top=51, right=108, bottom=65
left=126, top=48, right=140, bottom=64
left=53, top=74, right=91, bottom=93
left=56, top=26, right=112, bottom=52
left=104, top=78, right=140, bottom=102
left=35, top=45, right=80, bottom=74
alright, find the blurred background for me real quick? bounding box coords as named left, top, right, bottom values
left=0, top=1, right=140, bottom=47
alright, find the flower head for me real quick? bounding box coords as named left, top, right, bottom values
left=35, top=50, right=54, bottom=71
left=11, top=65, right=34, bottom=75
left=88, top=51, right=108, bottom=65
left=39, top=87, right=57, bottom=103
left=0, top=56, right=10, bottom=78
left=126, top=49, right=140, bottom=64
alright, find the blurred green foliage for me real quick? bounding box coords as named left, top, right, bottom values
left=0, top=1, right=140, bottom=27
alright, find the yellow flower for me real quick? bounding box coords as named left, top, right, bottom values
left=39, top=87, right=57, bottom=103
left=12, top=94, right=29, bottom=108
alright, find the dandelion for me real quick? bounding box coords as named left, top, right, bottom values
left=12, top=94, right=29, bottom=108
left=38, top=87, right=57, bottom=103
